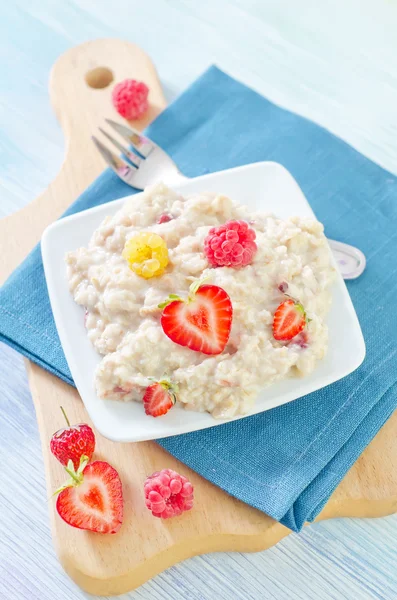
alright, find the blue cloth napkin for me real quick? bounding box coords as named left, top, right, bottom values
left=1, top=66, right=396, bottom=532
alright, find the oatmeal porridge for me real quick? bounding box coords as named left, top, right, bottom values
left=66, top=183, right=335, bottom=419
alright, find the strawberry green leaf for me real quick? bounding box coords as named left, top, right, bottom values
left=188, top=276, right=210, bottom=298
left=53, top=455, right=89, bottom=496
left=158, top=294, right=183, bottom=309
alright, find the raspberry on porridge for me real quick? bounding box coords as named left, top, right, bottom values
left=65, top=183, right=335, bottom=419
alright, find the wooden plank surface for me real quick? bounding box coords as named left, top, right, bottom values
left=1, top=3, right=397, bottom=599
left=0, top=37, right=396, bottom=596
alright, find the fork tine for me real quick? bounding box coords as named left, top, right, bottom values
left=92, top=136, right=138, bottom=185
left=98, top=127, right=141, bottom=167
left=105, top=118, right=154, bottom=158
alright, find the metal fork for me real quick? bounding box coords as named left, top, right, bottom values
left=92, top=119, right=366, bottom=280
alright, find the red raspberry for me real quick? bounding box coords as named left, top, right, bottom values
left=144, top=469, right=194, bottom=518
left=112, top=79, right=149, bottom=120
left=204, top=220, right=257, bottom=268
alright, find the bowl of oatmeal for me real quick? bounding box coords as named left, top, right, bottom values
left=42, top=162, right=365, bottom=442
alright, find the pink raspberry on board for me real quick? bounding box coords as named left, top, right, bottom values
left=112, top=79, right=149, bottom=120
left=144, top=469, right=194, bottom=519
left=204, top=220, right=257, bottom=268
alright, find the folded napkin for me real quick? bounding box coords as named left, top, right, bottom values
left=1, top=66, right=396, bottom=532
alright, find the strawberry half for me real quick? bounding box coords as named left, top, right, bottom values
left=272, top=299, right=307, bottom=341
left=159, top=282, right=233, bottom=355
left=55, top=458, right=123, bottom=534
left=143, top=380, right=177, bottom=417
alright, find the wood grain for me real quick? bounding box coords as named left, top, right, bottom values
left=1, top=37, right=396, bottom=597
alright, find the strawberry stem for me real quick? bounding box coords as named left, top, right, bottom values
left=52, top=455, right=89, bottom=496
left=159, top=378, right=174, bottom=391
left=158, top=379, right=178, bottom=404
left=60, top=406, right=70, bottom=428
left=77, top=454, right=89, bottom=474
left=158, top=276, right=210, bottom=309
left=65, top=460, right=82, bottom=484
left=158, top=294, right=183, bottom=309
left=188, top=276, right=210, bottom=302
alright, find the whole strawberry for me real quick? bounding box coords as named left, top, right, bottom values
left=50, top=407, right=95, bottom=470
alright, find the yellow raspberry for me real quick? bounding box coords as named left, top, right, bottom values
left=122, top=232, right=169, bottom=279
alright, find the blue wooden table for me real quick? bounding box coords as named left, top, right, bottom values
left=1, top=1, right=397, bottom=598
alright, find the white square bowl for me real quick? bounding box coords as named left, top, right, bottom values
left=41, top=162, right=365, bottom=442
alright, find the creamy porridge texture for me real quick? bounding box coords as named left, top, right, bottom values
left=66, top=183, right=335, bottom=419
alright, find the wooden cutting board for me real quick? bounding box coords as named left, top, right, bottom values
left=0, top=39, right=396, bottom=597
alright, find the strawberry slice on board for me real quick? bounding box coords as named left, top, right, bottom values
left=159, top=282, right=233, bottom=355
left=143, top=380, right=177, bottom=417
left=272, top=299, right=307, bottom=341
left=55, top=458, right=123, bottom=534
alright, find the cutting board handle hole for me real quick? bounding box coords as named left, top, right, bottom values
left=85, top=67, right=114, bottom=89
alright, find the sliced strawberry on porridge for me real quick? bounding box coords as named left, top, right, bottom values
left=143, top=380, right=177, bottom=417
left=273, top=299, right=307, bottom=341
left=159, top=282, right=233, bottom=355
